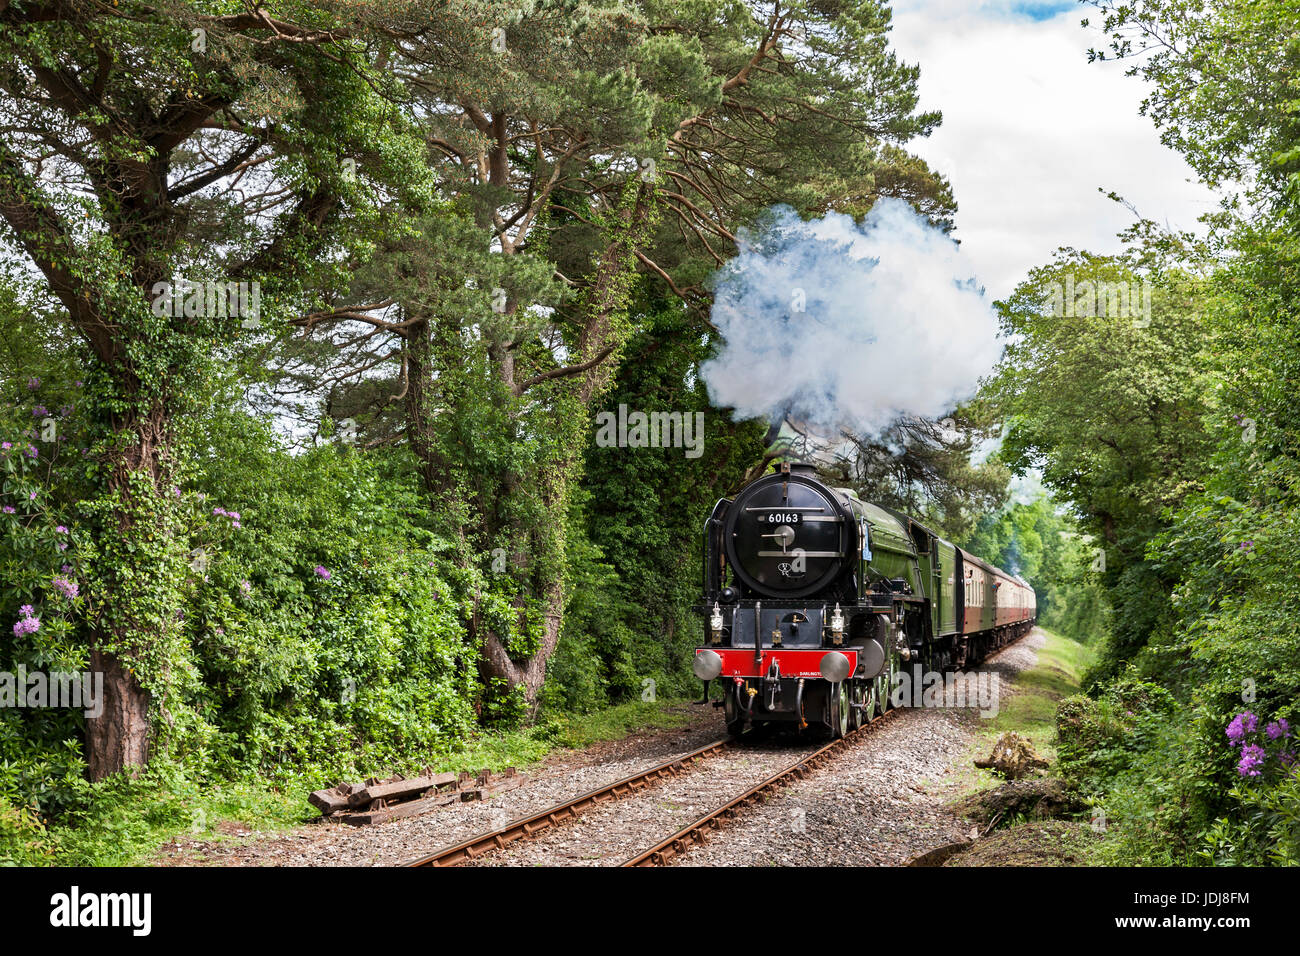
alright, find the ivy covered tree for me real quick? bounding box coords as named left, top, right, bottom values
left=0, top=1, right=451, bottom=777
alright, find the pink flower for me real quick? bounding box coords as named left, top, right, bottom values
left=12, top=605, right=39, bottom=636
left=1238, top=744, right=1267, bottom=777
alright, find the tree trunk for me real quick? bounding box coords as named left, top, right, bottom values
left=577, top=180, right=656, bottom=404
left=85, top=648, right=150, bottom=779
left=82, top=402, right=176, bottom=780
left=477, top=581, right=564, bottom=715
left=475, top=183, right=656, bottom=714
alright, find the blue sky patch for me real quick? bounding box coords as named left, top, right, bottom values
left=1009, top=1, right=1077, bottom=20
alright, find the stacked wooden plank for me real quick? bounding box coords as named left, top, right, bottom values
left=308, top=767, right=524, bottom=826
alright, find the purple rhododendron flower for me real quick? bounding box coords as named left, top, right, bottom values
left=314, top=566, right=331, bottom=580
left=1, top=442, right=11, bottom=450
left=53, top=576, right=78, bottom=599
left=56, top=525, right=68, bottom=534
left=2, top=506, right=13, bottom=514
left=1266, top=719, right=1291, bottom=740
left=12, top=605, right=39, bottom=637
left=1227, top=711, right=1258, bottom=743
left=1238, top=744, right=1267, bottom=777
left=27, top=377, right=39, bottom=390
left=13, top=617, right=39, bottom=636
left=32, top=406, right=48, bottom=418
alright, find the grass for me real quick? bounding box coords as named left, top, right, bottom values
left=944, top=629, right=1099, bottom=865
left=3, top=696, right=703, bottom=866
left=975, top=628, right=1094, bottom=764
left=547, top=697, right=701, bottom=749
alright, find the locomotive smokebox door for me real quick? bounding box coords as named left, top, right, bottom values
left=724, top=467, right=850, bottom=600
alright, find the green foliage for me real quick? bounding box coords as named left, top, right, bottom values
left=957, top=495, right=1110, bottom=645
left=1088, top=0, right=1300, bottom=213
left=1056, top=672, right=1181, bottom=798
left=548, top=302, right=767, bottom=711
left=178, top=414, right=484, bottom=781
left=988, top=252, right=1216, bottom=678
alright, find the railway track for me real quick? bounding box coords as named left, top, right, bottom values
left=405, top=630, right=1033, bottom=868
left=404, top=737, right=732, bottom=866
left=622, top=705, right=903, bottom=866
left=403, top=703, right=895, bottom=868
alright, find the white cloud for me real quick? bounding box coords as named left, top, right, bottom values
left=887, top=0, right=1219, bottom=298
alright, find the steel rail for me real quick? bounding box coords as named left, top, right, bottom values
left=404, top=736, right=731, bottom=867
left=621, top=706, right=903, bottom=866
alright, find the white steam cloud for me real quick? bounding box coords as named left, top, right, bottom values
left=701, top=199, right=1003, bottom=436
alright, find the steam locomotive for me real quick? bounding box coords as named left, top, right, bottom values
left=693, top=462, right=1036, bottom=737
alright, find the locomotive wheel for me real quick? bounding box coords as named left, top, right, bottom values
left=831, top=682, right=850, bottom=739
left=875, top=653, right=896, bottom=717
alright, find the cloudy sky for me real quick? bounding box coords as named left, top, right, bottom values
left=887, top=0, right=1218, bottom=299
